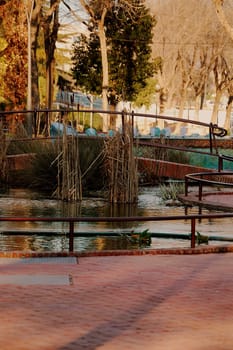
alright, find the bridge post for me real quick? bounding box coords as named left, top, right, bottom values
left=191, top=218, right=196, bottom=248
left=69, top=221, right=74, bottom=252
left=218, top=155, right=223, bottom=172
left=185, top=176, right=188, bottom=196
left=198, top=183, right=202, bottom=201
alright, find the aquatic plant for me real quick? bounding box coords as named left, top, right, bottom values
left=104, top=122, right=138, bottom=203
left=127, top=229, right=152, bottom=246
left=159, top=182, right=185, bottom=201
left=196, top=231, right=209, bottom=245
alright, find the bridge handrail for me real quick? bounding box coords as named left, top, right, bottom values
left=1, top=107, right=228, bottom=159
left=185, top=171, right=233, bottom=200
left=218, top=154, right=233, bottom=171
left=0, top=107, right=226, bottom=133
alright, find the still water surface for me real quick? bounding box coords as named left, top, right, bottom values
left=0, top=187, right=232, bottom=252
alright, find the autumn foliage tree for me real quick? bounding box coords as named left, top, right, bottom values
left=72, top=0, right=156, bottom=130
left=0, top=0, right=27, bottom=110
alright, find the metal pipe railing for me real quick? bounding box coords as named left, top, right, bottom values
left=1, top=213, right=233, bottom=251
left=218, top=154, right=233, bottom=171
left=0, top=107, right=227, bottom=142
left=185, top=171, right=233, bottom=201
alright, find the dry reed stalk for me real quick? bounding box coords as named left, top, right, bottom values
left=104, top=121, right=138, bottom=203
left=54, top=123, right=82, bottom=201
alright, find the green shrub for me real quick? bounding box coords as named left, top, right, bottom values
left=8, top=136, right=106, bottom=194
left=166, top=149, right=190, bottom=164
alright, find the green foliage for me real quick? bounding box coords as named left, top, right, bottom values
left=133, top=56, right=163, bottom=108
left=7, top=140, right=58, bottom=191
left=7, top=136, right=106, bottom=193
left=167, top=149, right=190, bottom=164
left=106, top=1, right=156, bottom=102
left=196, top=231, right=209, bottom=245
left=78, top=112, right=103, bottom=131
left=71, top=0, right=157, bottom=103
left=7, top=126, right=41, bottom=155
left=25, top=142, right=58, bottom=192
left=159, top=182, right=185, bottom=201
left=72, top=34, right=102, bottom=95
left=79, top=138, right=106, bottom=192
left=0, top=0, right=28, bottom=108
left=128, top=229, right=152, bottom=246
left=136, top=146, right=190, bottom=164
left=133, top=77, right=159, bottom=109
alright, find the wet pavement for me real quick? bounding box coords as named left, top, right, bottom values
left=0, top=253, right=233, bottom=350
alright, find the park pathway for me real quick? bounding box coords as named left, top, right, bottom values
left=0, top=254, right=232, bottom=349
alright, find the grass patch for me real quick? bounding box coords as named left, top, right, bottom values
left=159, top=182, right=185, bottom=201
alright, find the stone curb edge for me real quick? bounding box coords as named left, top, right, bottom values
left=0, top=245, right=233, bottom=258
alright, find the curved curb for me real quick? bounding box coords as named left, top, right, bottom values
left=0, top=244, right=233, bottom=258
left=178, top=192, right=233, bottom=212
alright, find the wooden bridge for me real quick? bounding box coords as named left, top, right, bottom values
left=3, top=107, right=232, bottom=184
left=137, top=157, right=214, bottom=180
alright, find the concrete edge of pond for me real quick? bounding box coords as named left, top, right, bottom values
left=178, top=191, right=233, bottom=212
left=0, top=244, right=233, bottom=258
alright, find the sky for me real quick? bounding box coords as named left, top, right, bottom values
left=59, top=0, right=88, bottom=26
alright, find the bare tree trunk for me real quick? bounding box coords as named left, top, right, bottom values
left=194, top=96, right=200, bottom=121
left=211, top=90, right=222, bottom=125
left=46, top=59, right=54, bottom=110
left=79, top=0, right=111, bottom=132
left=224, top=95, right=233, bottom=131
left=31, top=1, right=42, bottom=109
left=178, top=88, right=186, bottom=119
left=44, top=0, right=60, bottom=110
left=98, top=13, right=109, bottom=132
left=212, top=0, right=233, bottom=42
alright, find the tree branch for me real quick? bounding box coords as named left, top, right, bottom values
left=212, top=0, right=233, bottom=42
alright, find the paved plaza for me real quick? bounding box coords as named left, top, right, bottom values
left=0, top=253, right=232, bottom=349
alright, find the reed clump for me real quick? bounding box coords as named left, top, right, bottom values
left=159, top=182, right=185, bottom=201
left=104, top=122, right=138, bottom=203
left=53, top=130, right=82, bottom=202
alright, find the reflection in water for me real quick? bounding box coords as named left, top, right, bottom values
left=0, top=187, right=233, bottom=251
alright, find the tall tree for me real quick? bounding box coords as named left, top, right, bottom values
left=0, top=1, right=27, bottom=111
left=42, top=0, right=60, bottom=110
left=212, top=0, right=233, bottom=42
left=0, top=0, right=63, bottom=132
left=211, top=54, right=233, bottom=124
left=24, top=0, right=61, bottom=110
left=72, top=0, right=156, bottom=130
left=29, top=0, right=42, bottom=109
left=106, top=1, right=155, bottom=103
left=79, top=0, right=112, bottom=130
left=212, top=0, right=233, bottom=129
left=72, top=33, right=102, bottom=94
left=149, top=0, right=233, bottom=131
left=22, top=0, right=61, bottom=136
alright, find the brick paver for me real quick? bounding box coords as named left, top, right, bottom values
left=0, top=253, right=232, bottom=349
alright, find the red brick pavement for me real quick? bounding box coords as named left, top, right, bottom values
left=0, top=253, right=233, bottom=349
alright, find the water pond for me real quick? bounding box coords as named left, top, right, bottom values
left=0, top=186, right=233, bottom=252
